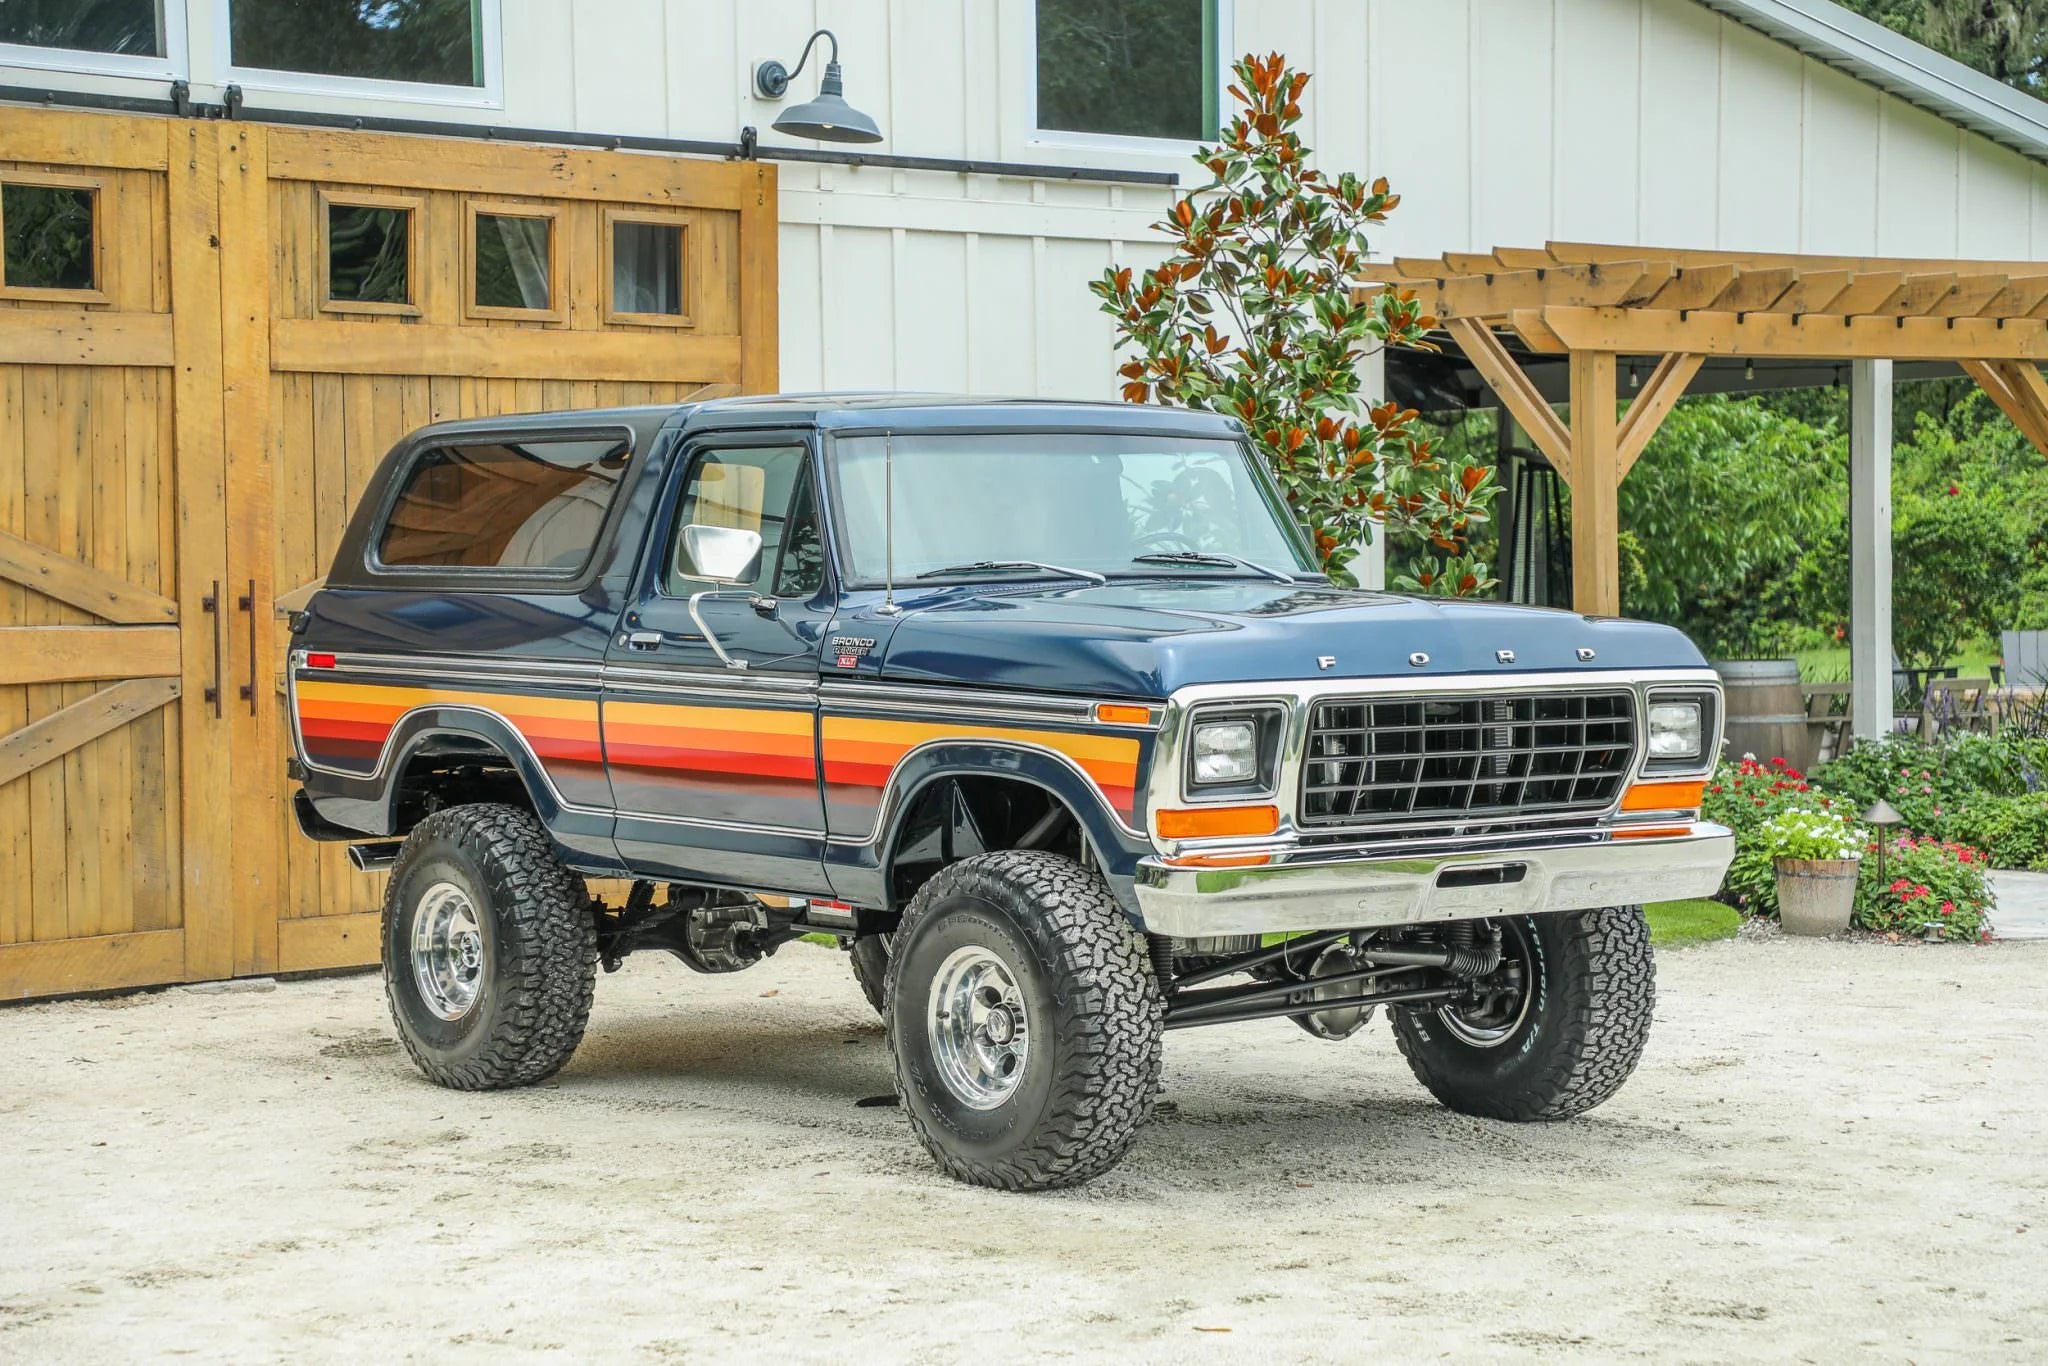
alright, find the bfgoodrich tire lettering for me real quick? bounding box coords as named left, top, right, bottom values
left=1391, top=906, right=1656, bottom=1121
left=382, top=803, right=596, bottom=1091
left=885, top=851, right=1163, bottom=1191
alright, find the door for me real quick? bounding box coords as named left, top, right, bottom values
left=0, top=114, right=236, bottom=1000
left=604, top=436, right=834, bottom=892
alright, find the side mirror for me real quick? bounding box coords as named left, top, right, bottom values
left=680, top=524, right=763, bottom=585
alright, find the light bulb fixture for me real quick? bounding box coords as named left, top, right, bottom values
left=753, top=29, right=884, bottom=144
left=1744, top=359, right=1755, bottom=382
left=1628, top=363, right=1640, bottom=389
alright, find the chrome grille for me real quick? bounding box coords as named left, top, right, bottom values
left=1299, top=691, right=1636, bottom=826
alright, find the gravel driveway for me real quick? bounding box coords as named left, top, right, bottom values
left=3, top=934, right=2044, bottom=1361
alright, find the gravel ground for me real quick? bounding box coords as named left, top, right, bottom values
left=3, top=933, right=2045, bottom=1362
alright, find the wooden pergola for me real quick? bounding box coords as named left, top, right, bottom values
left=1359, top=241, right=2048, bottom=737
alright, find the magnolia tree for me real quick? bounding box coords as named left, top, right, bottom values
left=1092, top=54, right=1495, bottom=593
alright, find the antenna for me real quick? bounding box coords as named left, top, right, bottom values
left=877, top=431, right=901, bottom=615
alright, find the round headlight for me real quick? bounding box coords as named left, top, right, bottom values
left=1648, top=701, right=1703, bottom=760
left=1192, top=720, right=1258, bottom=784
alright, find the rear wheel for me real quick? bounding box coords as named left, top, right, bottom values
left=885, top=851, right=1163, bottom=1190
left=1390, top=907, right=1655, bottom=1121
left=382, top=803, right=596, bottom=1090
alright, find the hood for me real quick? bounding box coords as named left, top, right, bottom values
left=875, top=580, right=1706, bottom=698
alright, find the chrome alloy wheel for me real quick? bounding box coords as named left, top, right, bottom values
left=411, top=881, right=488, bottom=1021
left=926, top=945, right=1031, bottom=1109
left=1434, top=919, right=1536, bottom=1049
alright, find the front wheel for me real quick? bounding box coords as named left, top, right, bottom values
left=885, top=851, right=1163, bottom=1190
left=1390, top=907, right=1655, bottom=1121
left=382, top=803, right=596, bottom=1090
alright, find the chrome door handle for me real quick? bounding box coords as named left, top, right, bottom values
left=625, top=631, right=662, bottom=651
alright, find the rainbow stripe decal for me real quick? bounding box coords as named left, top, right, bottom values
left=294, top=679, right=604, bottom=787
left=821, top=716, right=1142, bottom=823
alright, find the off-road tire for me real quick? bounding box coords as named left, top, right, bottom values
left=849, top=933, right=891, bottom=1015
left=381, top=803, right=596, bottom=1090
left=885, top=851, right=1163, bottom=1191
left=1391, top=906, right=1655, bottom=1121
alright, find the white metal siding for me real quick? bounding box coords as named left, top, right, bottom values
left=4, top=0, right=2043, bottom=397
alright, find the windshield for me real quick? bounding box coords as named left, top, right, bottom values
left=830, top=433, right=1316, bottom=584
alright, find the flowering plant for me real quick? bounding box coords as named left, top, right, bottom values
left=1855, top=835, right=1992, bottom=941
left=1756, top=808, right=1866, bottom=863
left=1702, top=756, right=1841, bottom=914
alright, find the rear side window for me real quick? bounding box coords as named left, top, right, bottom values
left=375, top=435, right=629, bottom=573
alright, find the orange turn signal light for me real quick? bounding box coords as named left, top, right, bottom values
left=1159, top=852, right=1274, bottom=869
left=1155, top=804, right=1280, bottom=840
left=1620, top=779, right=1707, bottom=813
left=1612, top=824, right=1693, bottom=840
left=1094, top=702, right=1153, bottom=725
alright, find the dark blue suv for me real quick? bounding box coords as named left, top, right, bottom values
left=289, top=393, right=1731, bottom=1190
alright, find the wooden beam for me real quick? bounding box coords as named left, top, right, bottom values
left=270, top=319, right=743, bottom=383
left=278, top=912, right=383, bottom=974
left=0, top=106, right=172, bottom=170
left=1415, top=263, right=1672, bottom=321
left=1826, top=272, right=1909, bottom=316
left=0, top=309, right=175, bottom=367
left=0, top=530, right=179, bottom=623
left=0, top=676, right=179, bottom=789
left=1616, top=353, right=1705, bottom=476
left=1544, top=240, right=2048, bottom=277
left=1960, top=360, right=2048, bottom=454
left=1932, top=273, right=2010, bottom=318
left=1442, top=319, right=1574, bottom=481
left=1713, top=267, right=1798, bottom=314
left=0, top=626, right=181, bottom=685
left=1644, top=265, right=1739, bottom=312
left=1390, top=256, right=1460, bottom=280
left=1507, top=310, right=1570, bottom=354
left=1569, top=351, right=1622, bottom=616
left=1537, top=305, right=2048, bottom=361
left=1870, top=272, right=1960, bottom=317
left=1767, top=270, right=1855, bottom=316
left=1982, top=361, right=2048, bottom=459
left=1490, top=247, right=1560, bottom=270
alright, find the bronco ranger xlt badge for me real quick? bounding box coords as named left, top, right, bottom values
left=287, top=394, right=1732, bottom=1192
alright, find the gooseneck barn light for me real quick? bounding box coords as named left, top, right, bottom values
left=753, top=29, right=884, bottom=144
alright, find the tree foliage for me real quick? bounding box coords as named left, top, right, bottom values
left=1092, top=54, right=1497, bottom=593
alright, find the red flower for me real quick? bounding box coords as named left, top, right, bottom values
left=1948, top=484, right=1960, bottom=496
left=1940, top=901, right=1955, bottom=916
left=1890, top=878, right=1910, bottom=893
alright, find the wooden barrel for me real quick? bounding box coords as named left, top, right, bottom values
left=1712, top=659, right=1819, bottom=773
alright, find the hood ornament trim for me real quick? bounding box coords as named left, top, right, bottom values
left=1316, top=655, right=1336, bottom=671
left=1577, top=647, right=1597, bottom=662
left=1496, top=649, right=1516, bottom=664
left=1408, top=652, right=1430, bottom=668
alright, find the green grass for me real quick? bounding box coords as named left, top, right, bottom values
left=1644, top=898, right=1741, bottom=948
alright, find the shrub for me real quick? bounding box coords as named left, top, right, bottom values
left=1946, top=792, right=2048, bottom=871
left=1855, top=835, right=1992, bottom=941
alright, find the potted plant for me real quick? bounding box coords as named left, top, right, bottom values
left=1759, top=808, right=1867, bottom=936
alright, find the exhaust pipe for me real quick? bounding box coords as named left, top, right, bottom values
left=347, top=841, right=404, bottom=872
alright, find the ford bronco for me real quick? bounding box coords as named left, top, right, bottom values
left=287, top=394, right=1733, bottom=1191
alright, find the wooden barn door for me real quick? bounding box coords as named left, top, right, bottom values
left=0, top=113, right=238, bottom=999
left=246, top=128, right=778, bottom=977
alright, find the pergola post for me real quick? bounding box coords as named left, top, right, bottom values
left=1850, top=358, right=1894, bottom=741
left=1569, top=351, right=1622, bottom=616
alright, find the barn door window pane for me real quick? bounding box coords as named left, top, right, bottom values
left=1035, top=0, right=1219, bottom=142
left=325, top=199, right=415, bottom=310
left=229, top=0, right=484, bottom=87
left=473, top=211, right=552, bottom=311
left=606, top=216, right=689, bottom=325
left=0, top=0, right=165, bottom=57
left=1, top=182, right=97, bottom=293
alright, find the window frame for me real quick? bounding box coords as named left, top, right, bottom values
left=600, top=208, right=694, bottom=329
left=462, top=198, right=565, bottom=324
left=1017, top=0, right=1232, bottom=166
left=362, top=424, right=639, bottom=590
left=0, top=0, right=189, bottom=82
left=0, top=170, right=108, bottom=305
left=657, top=442, right=820, bottom=602
left=317, top=188, right=425, bottom=318
left=215, top=0, right=505, bottom=110
left=638, top=430, right=832, bottom=607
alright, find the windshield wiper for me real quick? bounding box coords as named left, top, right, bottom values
left=914, top=559, right=1109, bottom=584
left=1131, top=551, right=1298, bottom=585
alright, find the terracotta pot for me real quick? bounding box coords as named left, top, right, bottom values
left=1775, top=857, right=1859, bottom=936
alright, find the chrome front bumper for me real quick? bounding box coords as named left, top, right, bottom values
left=1131, top=824, right=1735, bottom=938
